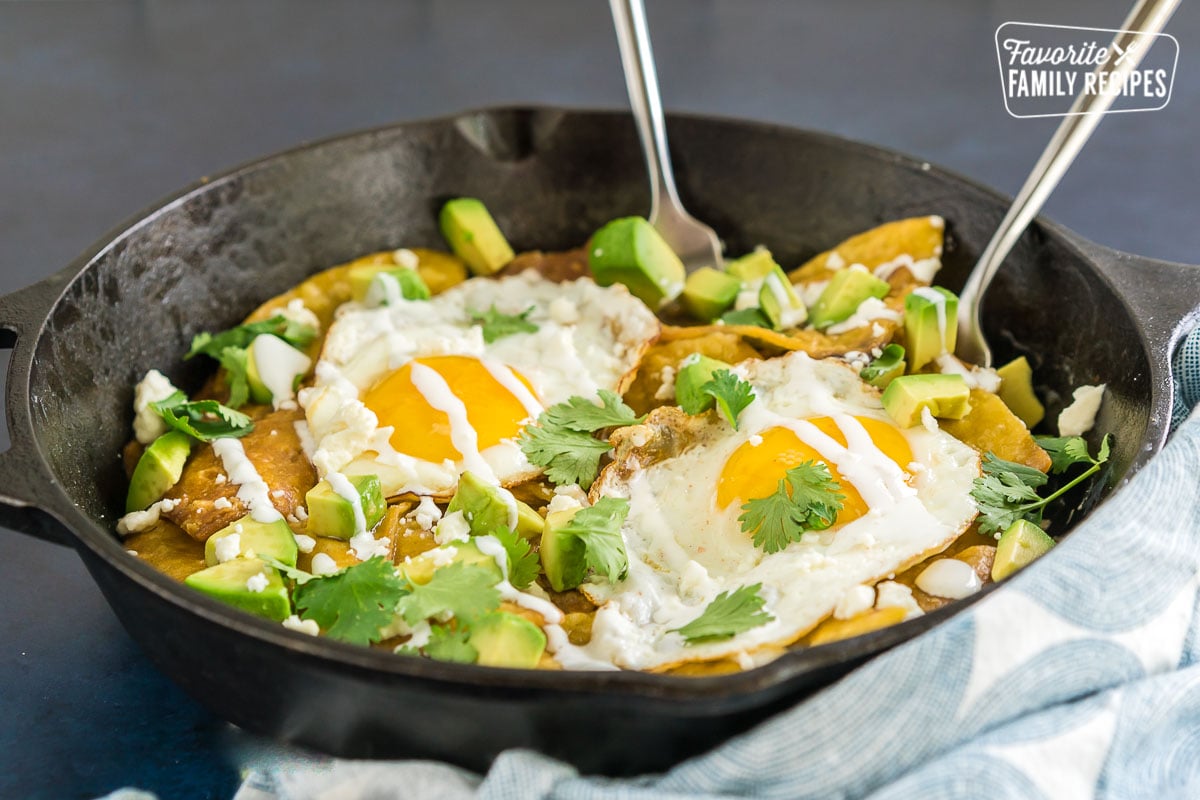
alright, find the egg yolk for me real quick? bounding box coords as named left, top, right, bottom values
left=362, top=355, right=538, bottom=463
left=716, top=416, right=914, bottom=527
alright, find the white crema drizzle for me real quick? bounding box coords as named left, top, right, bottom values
left=211, top=438, right=283, bottom=523
left=406, top=361, right=498, bottom=481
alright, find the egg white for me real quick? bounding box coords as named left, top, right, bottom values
left=576, top=352, right=980, bottom=671
left=299, top=270, right=660, bottom=497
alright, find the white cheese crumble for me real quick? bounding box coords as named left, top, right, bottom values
left=116, top=497, right=179, bottom=537
left=213, top=534, right=242, bottom=564
left=214, top=474, right=227, bottom=485
left=132, top=369, right=180, bottom=445
left=393, top=248, right=420, bottom=270
left=280, top=298, right=321, bottom=332
left=245, top=572, right=270, bottom=593
left=936, top=353, right=1001, bottom=393
left=546, top=492, right=584, bottom=515
left=833, top=585, right=876, bottom=620
left=349, top=530, right=391, bottom=562
left=212, top=497, right=233, bottom=511
left=310, top=553, right=339, bottom=576
left=654, top=365, right=677, bottom=401
left=826, top=251, right=846, bottom=269
left=548, top=297, right=581, bottom=325
left=426, top=545, right=458, bottom=568
left=282, top=615, right=320, bottom=636
left=292, top=533, right=316, bottom=554
left=875, top=581, right=924, bottom=619
left=1058, top=384, right=1106, bottom=436
left=920, top=406, right=940, bottom=433
left=412, top=496, right=443, bottom=531
left=434, top=510, right=471, bottom=545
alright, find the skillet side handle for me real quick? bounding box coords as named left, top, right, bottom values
left=0, top=274, right=77, bottom=548
left=1082, top=239, right=1200, bottom=412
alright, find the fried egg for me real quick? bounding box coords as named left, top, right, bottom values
left=576, top=352, right=979, bottom=671
left=299, top=270, right=660, bottom=497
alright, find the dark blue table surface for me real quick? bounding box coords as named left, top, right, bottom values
left=2, top=2, right=1197, bottom=798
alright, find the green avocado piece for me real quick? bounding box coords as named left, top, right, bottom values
left=587, top=217, right=686, bottom=308
left=674, top=354, right=731, bottom=415
left=992, top=518, right=1055, bottom=581
left=305, top=475, right=386, bottom=540
left=246, top=333, right=312, bottom=405
left=996, top=356, right=1045, bottom=430
left=757, top=267, right=807, bottom=330
left=540, top=508, right=587, bottom=592
left=904, top=286, right=959, bottom=371
left=204, top=514, right=299, bottom=568
left=682, top=266, right=741, bottom=321
left=470, top=611, right=547, bottom=668
left=446, top=470, right=543, bottom=538
left=860, top=344, right=907, bottom=390
left=184, top=558, right=291, bottom=621
left=808, top=268, right=891, bottom=330
left=348, top=263, right=389, bottom=301
left=726, top=247, right=780, bottom=282
left=402, top=539, right=504, bottom=585
left=126, top=431, right=193, bottom=513
left=881, top=373, right=971, bottom=428
left=439, top=198, right=515, bottom=276
left=363, top=267, right=432, bottom=306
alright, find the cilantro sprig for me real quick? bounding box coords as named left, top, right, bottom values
left=395, top=562, right=502, bottom=627
left=701, top=369, right=756, bottom=430
left=971, top=435, right=1111, bottom=535
left=519, top=390, right=645, bottom=489
left=152, top=390, right=253, bottom=442
left=187, top=315, right=316, bottom=360
left=293, top=556, right=409, bottom=646
left=468, top=305, right=538, bottom=343
left=739, top=462, right=845, bottom=554
left=558, top=497, right=631, bottom=584
left=422, top=625, right=477, bottom=663
left=673, top=584, right=774, bottom=644
left=490, top=527, right=540, bottom=590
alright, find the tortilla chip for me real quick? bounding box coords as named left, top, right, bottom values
left=940, top=389, right=1052, bottom=472
left=789, top=216, right=945, bottom=284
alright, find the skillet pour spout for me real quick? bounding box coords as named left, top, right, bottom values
left=0, top=107, right=1197, bottom=774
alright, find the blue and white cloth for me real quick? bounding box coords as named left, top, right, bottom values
left=127, top=329, right=1200, bottom=800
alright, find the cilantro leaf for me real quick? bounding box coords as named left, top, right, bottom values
left=422, top=624, right=478, bottom=664
left=701, top=369, right=755, bottom=430
left=468, top=305, right=538, bottom=343
left=518, top=425, right=612, bottom=489
left=258, top=555, right=316, bottom=586
left=214, top=346, right=251, bottom=409
left=152, top=390, right=254, bottom=442
left=739, top=462, right=845, bottom=554
left=489, top=527, right=539, bottom=590
left=1034, top=435, right=1105, bottom=474
left=673, top=583, right=774, bottom=644
left=187, top=315, right=316, bottom=360
left=558, top=497, right=630, bottom=583
left=395, top=562, right=501, bottom=627
left=860, top=344, right=905, bottom=386
left=971, top=436, right=1111, bottom=535
left=720, top=308, right=772, bottom=329
left=542, top=390, right=645, bottom=432
left=293, top=556, right=409, bottom=646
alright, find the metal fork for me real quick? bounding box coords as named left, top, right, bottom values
left=955, top=0, right=1179, bottom=367
left=610, top=0, right=724, bottom=273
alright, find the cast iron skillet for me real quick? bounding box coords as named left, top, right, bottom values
left=1, top=108, right=1197, bottom=775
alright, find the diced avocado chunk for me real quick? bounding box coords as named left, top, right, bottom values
left=881, top=374, right=971, bottom=428
left=364, top=267, right=431, bottom=306
left=726, top=247, right=780, bottom=282
left=720, top=307, right=772, bottom=328
left=904, top=286, right=959, bottom=371
left=446, top=471, right=543, bottom=538
left=808, top=268, right=891, bottom=330
left=996, top=356, right=1045, bottom=429
left=305, top=475, right=386, bottom=540
left=246, top=333, right=312, bottom=405
left=348, top=262, right=390, bottom=302
left=439, top=198, right=515, bottom=276
left=683, top=267, right=741, bottom=321
left=588, top=217, right=685, bottom=308
left=185, top=558, right=291, bottom=621
left=992, top=518, right=1055, bottom=581
left=470, top=611, right=547, bottom=668
left=126, top=431, right=192, bottom=512
left=860, top=344, right=906, bottom=390
left=204, top=515, right=298, bottom=568
left=674, top=354, right=731, bottom=415
left=402, top=539, right=504, bottom=585
left=540, top=508, right=587, bottom=592
left=757, top=267, right=807, bottom=330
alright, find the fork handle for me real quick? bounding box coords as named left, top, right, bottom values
left=957, top=0, right=1180, bottom=365
left=609, top=0, right=683, bottom=224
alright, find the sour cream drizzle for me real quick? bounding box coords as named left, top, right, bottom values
left=407, top=360, right=497, bottom=481
left=481, top=358, right=544, bottom=421
left=211, top=438, right=282, bottom=523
